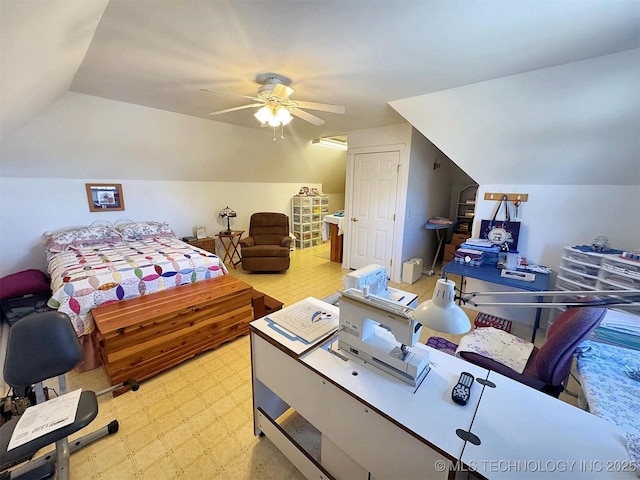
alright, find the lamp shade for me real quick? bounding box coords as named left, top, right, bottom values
left=218, top=206, right=237, bottom=234
left=254, top=105, right=292, bottom=127
left=276, top=107, right=292, bottom=125
left=414, top=278, right=471, bottom=334
left=254, top=106, right=273, bottom=125
left=219, top=206, right=236, bottom=218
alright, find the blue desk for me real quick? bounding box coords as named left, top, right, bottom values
left=442, top=261, right=551, bottom=342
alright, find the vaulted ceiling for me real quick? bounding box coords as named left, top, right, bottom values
left=1, top=0, right=639, bottom=184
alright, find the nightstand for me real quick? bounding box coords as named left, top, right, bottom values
left=186, top=236, right=215, bottom=254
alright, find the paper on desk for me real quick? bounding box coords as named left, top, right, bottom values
left=8, top=388, right=82, bottom=451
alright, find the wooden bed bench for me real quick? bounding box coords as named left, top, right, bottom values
left=92, top=275, right=253, bottom=390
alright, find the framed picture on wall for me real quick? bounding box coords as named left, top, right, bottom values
left=85, top=183, right=125, bottom=212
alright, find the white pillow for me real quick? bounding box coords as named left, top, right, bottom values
left=115, top=221, right=176, bottom=241
left=43, top=225, right=123, bottom=253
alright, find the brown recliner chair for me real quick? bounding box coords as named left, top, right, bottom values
left=240, top=212, right=291, bottom=272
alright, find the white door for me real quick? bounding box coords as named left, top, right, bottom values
left=349, top=150, right=400, bottom=270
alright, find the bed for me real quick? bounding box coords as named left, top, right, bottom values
left=44, top=222, right=254, bottom=382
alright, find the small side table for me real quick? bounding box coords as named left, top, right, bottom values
left=215, top=230, right=244, bottom=269
left=185, top=236, right=215, bottom=254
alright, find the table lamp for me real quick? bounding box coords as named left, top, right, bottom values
left=218, top=206, right=237, bottom=235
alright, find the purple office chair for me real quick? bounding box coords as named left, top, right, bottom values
left=458, top=296, right=606, bottom=397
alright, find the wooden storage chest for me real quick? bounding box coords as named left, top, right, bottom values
left=92, top=275, right=253, bottom=388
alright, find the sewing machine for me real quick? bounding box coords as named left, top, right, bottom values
left=342, top=264, right=389, bottom=297
left=338, top=288, right=430, bottom=386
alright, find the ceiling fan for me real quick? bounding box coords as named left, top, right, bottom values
left=201, top=73, right=345, bottom=127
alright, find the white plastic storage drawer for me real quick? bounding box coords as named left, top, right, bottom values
left=558, top=266, right=598, bottom=288
left=560, top=256, right=601, bottom=277
left=600, top=255, right=640, bottom=279
left=597, top=271, right=640, bottom=290
left=562, top=246, right=603, bottom=266
left=556, top=275, right=596, bottom=292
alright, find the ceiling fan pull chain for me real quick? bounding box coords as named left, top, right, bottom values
left=273, top=127, right=277, bottom=141
left=281, top=124, right=285, bottom=140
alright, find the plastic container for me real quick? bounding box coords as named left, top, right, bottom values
left=402, top=258, right=423, bottom=284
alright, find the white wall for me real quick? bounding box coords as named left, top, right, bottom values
left=0, top=92, right=347, bottom=278
left=389, top=49, right=640, bottom=187
left=387, top=49, right=640, bottom=330
left=0, top=92, right=347, bottom=190
left=403, top=129, right=457, bottom=270
left=0, top=177, right=325, bottom=278
left=464, top=183, right=640, bottom=328
left=473, top=184, right=640, bottom=266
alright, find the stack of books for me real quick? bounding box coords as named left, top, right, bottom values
left=460, top=238, right=501, bottom=265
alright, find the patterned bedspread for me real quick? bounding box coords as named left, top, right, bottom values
left=47, top=237, right=228, bottom=336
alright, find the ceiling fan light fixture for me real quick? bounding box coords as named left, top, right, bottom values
left=255, top=105, right=292, bottom=128
left=254, top=106, right=273, bottom=125
left=276, top=107, right=292, bottom=125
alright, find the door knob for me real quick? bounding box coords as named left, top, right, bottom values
left=351, top=217, right=358, bottom=222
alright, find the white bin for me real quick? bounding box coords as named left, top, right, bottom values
left=402, top=258, right=423, bottom=284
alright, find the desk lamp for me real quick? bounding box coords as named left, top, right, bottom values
left=414, top=278, right=640, bottom=332
left=218, top=206, right=237, bottom=235
left=414, top=279, right=472, bottom=334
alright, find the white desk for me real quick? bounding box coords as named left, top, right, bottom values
left=251, top=298, right=637, bottom=479
left=465, top=370, right=636, bottom=479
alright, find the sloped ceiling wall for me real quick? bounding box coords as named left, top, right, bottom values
left=2, top=1, right=638, bottom=188
left=0, top=0, right=109, bottom=143
left=390, top=49, right=640, bottom=186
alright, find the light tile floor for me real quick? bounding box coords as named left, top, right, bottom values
left=20, top=242, right=577, bottom=479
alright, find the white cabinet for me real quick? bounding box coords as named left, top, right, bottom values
left=548, top=246, right=604, bottom=335
left=291, top=195, right=329, bottom=250
left=549, top=247, right=640, bottom=335
left=556, top=247, right=603, bottom=292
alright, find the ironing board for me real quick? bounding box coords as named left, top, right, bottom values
left=424, top=221, right=456, bottom=276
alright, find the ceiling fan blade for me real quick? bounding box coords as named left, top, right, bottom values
left=210, top=103, right=263, bottom=115
left=200, top=88, right=260, bottom=102
left=291, top=108, right=325, bottom=126
left=294, top=100, right=345, bottom=114
left=272, top=83, right=295, bottom=99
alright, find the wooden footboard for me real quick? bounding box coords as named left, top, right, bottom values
left=92, top=275, right=253, bottom=389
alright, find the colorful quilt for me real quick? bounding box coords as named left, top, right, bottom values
left=47, top=237, right=228, bottom=336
